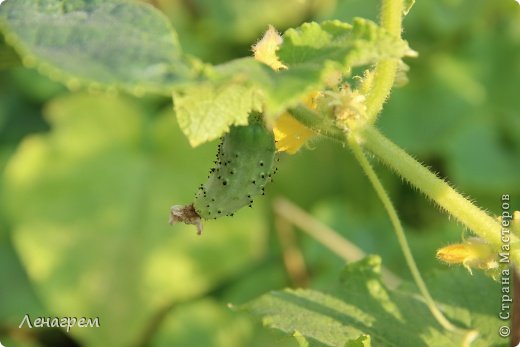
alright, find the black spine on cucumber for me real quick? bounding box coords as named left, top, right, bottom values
left=170, top=115, right=277, bottom=235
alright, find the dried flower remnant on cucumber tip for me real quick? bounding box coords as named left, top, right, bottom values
left=170, top=204, right=202, bottom=235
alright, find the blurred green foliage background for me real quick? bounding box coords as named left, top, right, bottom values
left=0, top=0, right=519, bottom=346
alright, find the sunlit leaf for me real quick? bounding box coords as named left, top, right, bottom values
left=2, top=93, right=268, bottom=346
left=242, top=256, right=504, bottom=347
left=173, top=81, right=262, bottom=147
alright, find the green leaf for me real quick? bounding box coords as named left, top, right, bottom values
left=344, top=335, right=371, bottom=347
left=242, top=256, right=506, bottom=347
left=0, top=0, right=197, bottom=95
left=148, top=299, right=252, bottom=347
left=292, top=331, right=310, bottom=347
left=279, top=19, right=404, bottom=66
left=0, top=35, right=20, bottom=70
left=180, top=18, right=412, bottom=146
left=0, top=234, right=47, bottom=327
left=173, top=81, right=262, bottom=147
left=217, top=19, right=411, bottom=118
left=264, top=18, right=411, bottom=113
left=1, top=93, right=268, bottom=347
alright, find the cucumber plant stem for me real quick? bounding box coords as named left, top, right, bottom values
left=380, top=0, right=404, bottom=36
left=365, top=60, right=398, bottom=122
left=348, top=134, right=468, bottom=333
left=287, top=104, right=519, bottom=265
left=358, top=126, right=505, bottom=247
left=365, top=0, right=403, bottom=123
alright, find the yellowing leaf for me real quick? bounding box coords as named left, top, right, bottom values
left=252, top=25, right=287, bottom=71
left=174, top=81, right=262, bottom=147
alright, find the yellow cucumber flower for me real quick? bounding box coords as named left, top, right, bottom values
left=436, top=237, right=499, bottom=276
left=273, top=92, right=319, bottom=154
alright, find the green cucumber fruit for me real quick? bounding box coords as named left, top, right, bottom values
left=170, top=115, right=277, bottom=234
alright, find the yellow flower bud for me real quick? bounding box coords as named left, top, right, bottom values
left=436, top=237, right=498, bottom=275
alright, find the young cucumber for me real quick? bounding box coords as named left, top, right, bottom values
left=170, top=116, right=277, bottom=234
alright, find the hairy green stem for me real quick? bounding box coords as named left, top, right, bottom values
left=357, top=125, right=520, bottom=264
left=288, top=105, right=517, bottom=264
left=365, top=0, right=403, bottom=123
left=379, top=0, right=404, bottom=36
left=348, top=135, right=467, bottom=333
left=365, top=60, right=398, bottom=122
